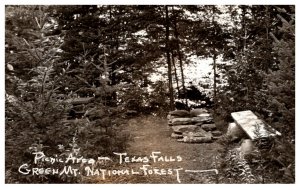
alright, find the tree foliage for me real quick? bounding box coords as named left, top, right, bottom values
left=5, top=5, right=295, bottom=183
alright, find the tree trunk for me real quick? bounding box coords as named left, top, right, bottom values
left=264, top=6, right=270, bottom=73
left=172, top=52, right=180, bottom=95
left=173, top=12, right=187, bottom=107
left=102, top=46, right=108, bottom=106
left=241, top=6, right=247, bottom=54
left=213, top=51, right=217, bottom=109
left=165, top=5, right=174, bottom=110
left=109, top=6, right=117, bottom=105
left=212, top=7, right=217, bottom=110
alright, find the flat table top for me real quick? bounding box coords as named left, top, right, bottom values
left=231, top=110, right=281, bottom=140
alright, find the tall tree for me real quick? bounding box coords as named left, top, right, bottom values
left=263, top=5, right=295, bottom=135
left=171, top=52, right=180, bottom=95
left=165, top=5, right=174, bottom=110
left=170, top=6, right=188, bottom=106
left=217, top=5, right=294, bottom=119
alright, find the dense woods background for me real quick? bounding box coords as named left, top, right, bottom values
left=5, top=5, right=295, bottom=183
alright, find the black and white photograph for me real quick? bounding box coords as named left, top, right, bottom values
left=3, top=2, right=296, bottom=185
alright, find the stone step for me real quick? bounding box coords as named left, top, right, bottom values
left=190, top=108, right=208, bottom=117
left=172, top=125, right=201, bottom=133
left=201, top=124, right=217, bottom=131
left=170, top=115, right=213, bottom=126
left=169, top=110, right=190, bottom=117
left=171, top=133, right=183, bottom=139
left=211, top=130, right=222, bottom=137
left=181, top=136, right=213, bottom=143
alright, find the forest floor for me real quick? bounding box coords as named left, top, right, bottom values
left=84, top=115, right=224, bottom=184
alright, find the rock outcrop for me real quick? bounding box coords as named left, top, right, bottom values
left=168, top=109, right=222, bottom=143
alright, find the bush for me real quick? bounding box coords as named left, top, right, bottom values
left=5, top=6, right=130, bottom=183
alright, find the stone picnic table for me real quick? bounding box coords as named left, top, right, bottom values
left=231, top=110, right=281, bottom=140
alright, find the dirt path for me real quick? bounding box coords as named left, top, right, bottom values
left=86, top=115, right=224, bottom=184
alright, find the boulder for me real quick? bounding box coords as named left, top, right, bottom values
left=190, top=108, right=208, bottom=117
left=182, top=128, right=212, bottom=138
left=171, top=118, right=193, bottom=125
left=212, top=136, right=222, bottom=140
left=198, top=113, right=212, bottom=117
left=171, top=133, right=183, bottom=139
left=173, top=130, right=182, bottom=135
left=167, top=114, right=175, bottom=126
left=226, top=122, right=247, bottom=141
left=181, top=128, right=213, bottom=143
left=167, top=114, right=175, bottom=120
left=169, top=110, right=190, bottom=117
left=167, top=114, right=188, bottom=120
left=201, top=124, right=217, bottom=131
left=182, top=136, right=213, bottom=143
left=194, top=122, right=204, bottom=126
left=191, top=114, right=213, bottom=123
left=211, top=130, right=222, bottom=137
left=240, top=139, right=254, bottom=158
left=172, top=125, right=200, bottom=133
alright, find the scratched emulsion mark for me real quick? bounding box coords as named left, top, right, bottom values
left=18, top=151, right=217, bottom=183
